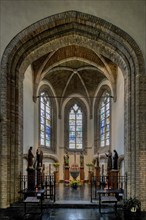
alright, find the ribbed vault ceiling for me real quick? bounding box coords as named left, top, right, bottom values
left=32, top=45, right=117, bottom=98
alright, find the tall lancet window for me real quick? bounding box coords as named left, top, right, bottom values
left=99, top=91, right=111, bottom=147
left=69, top=104, right=83, bottom=150
left=40, top=91, right=51, bottom=147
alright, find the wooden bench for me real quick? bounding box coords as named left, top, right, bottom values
left=24, top=196, right=42, bottom=215
left=99, top=196, right=118, bottom=213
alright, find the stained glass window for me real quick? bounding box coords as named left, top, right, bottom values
left=99, top=91, right=111, bottom=147
left=40, top=91, right=51, bottom=147
left=69, top=104, right=83, bottom=149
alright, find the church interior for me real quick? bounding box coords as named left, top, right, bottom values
left=0, top=1, right=146, bottom=219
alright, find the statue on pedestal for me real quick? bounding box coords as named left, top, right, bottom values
left=64, top=152, right=69, bottom=166
left=93, top=152, right=99, bottom=168
left=36, top=147, right=43, bottom=169
left=105, top=150, right=112, bottom=172
left=113, top=150, right=119, bottom=170
left=27, top=146, right=35, bottom=189
left=28, top=146, right=34, bottom=169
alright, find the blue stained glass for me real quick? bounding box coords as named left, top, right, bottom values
left=76, top=113, right=82, bottom=120
left=69, top=135, right=75, bottom=141
left=69, top=103, right=83, bottom=149
left=46, top=126, right=51, bottom=135
left=101, top=120, right=104, bottom=127
left=100, top=127, right=104, bottom=134
left=99, top=91, right=111, bottom=148
left=41, top=103, right=44, bottom=110
left=41, top=110, right=44, bottom=117
left=40, top=115, right=44, bottom=121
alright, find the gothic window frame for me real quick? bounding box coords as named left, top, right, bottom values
left=99, top=90, right=111, bottom=147
left=39, top=85, right=57, bottom=153
left=94, top=86, right=111, bottom=153
left=64, top=98, right=87, bottom=153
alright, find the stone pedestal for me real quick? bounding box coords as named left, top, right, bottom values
left=108, top=169, right=119, bottom=189
left=64, top=166, right=70, bottom=181
left=54, top=171, right=59, bottom=183
left=88, top=171, right=93, bottom=183
left=27, top=168, right=35, bottom=190
left=37, top=168, right=43, bottom=187
left=95, top=166, right=100, bottom=186
left=80, top=167, right=84, bottom=182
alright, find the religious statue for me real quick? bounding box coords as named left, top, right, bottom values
left=36, top=147, right=43, bottom=168
left=105, top=150, right=112, bottom=172
left=113, top=150, right=119, bottom=170
left=64, top=152, right=69, bottom=166
left=80, top=152, right=84, bottom=167
left=93, top=152, right=99, bottom=167
left=28, top=146, right=34, bottom=169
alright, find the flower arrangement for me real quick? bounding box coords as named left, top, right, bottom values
left=70, top=179, right=81, bottom=188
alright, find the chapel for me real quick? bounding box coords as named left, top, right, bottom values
left=0, top=0, right=146, bottom=213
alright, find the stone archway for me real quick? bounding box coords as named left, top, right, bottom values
left=0, top=11, right=146, bottom=209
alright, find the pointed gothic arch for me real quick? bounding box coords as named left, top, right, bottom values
left=0, top=11, right=146, bottom=209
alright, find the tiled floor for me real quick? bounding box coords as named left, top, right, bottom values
left=0, top=183, right=146, bottom=220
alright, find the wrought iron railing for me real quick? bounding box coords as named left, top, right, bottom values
left=90, top=174, right=127, bottom=202
left=19, top=172, right=56, bottom=202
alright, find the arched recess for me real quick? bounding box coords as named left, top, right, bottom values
left=0, top=11, right=146, bottom=209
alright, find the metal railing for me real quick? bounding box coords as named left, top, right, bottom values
left=19, top=172, right=56, bottom=202
left=90, top=174, right=127, bottom=202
